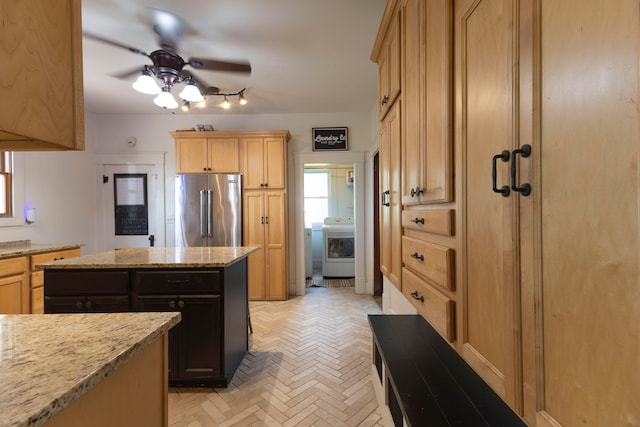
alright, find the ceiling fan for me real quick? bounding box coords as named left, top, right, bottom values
left=84, top=8, right=251, bottom=109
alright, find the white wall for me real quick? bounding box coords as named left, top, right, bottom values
left=0, top=114, right=99, bottom=254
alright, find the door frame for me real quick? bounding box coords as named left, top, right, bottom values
left=294, top=151, right=366, bottom=296
left=95, top=153, right=166, bottom=252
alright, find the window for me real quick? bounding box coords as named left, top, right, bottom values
left=0, top=152, right=13, bottom=218
left=304, top=170, right=329, bottom=227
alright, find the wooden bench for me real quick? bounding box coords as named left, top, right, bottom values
left=369, top=315, right=526, bottom=426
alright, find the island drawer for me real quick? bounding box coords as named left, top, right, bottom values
left=133, top=270, right=221, bottom=294
left=45, top=271, right=130, bottom=295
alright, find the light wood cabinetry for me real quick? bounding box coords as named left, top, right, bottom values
left=0, top=0, right=84, bottom=151
left=241, top=136, right=287, bottom=189
left=244, top=191, right=287, bottom=301
left=30, top=247, right=81, bottom=314
left=173, top=134, right=240, bottom=173
left=372, top=2, right=401, bottom=121
left=455, top=0, right=640, bottom=424
left=401, top=0, right=453, bottom=205
left=0, top=257, right=28, bottom=314
left=378, top=101, right=402, bottom=290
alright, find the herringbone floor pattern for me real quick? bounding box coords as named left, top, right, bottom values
left=168, top=287, right=384, bottom=426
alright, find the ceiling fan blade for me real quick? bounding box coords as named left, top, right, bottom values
left=146, top=8, right=193, bottom=52
left=83, top=32, right=149, bottom=58
left=110, top=66, right=150, bottom=81
left=187, top=58, right=252, bottom=74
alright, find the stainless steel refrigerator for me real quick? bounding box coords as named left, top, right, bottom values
left=175, top=174, right=242, bottom=247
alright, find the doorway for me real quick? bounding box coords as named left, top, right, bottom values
left=303, top=164, right=356, bottom=286
left=96, top=154, right=165, bottom=252
left=294, top=151, right=366, bottom=296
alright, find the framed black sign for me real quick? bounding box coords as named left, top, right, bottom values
left=312, top=127, right=348, bottom=151
left=113, top=173, right=148, bottom=235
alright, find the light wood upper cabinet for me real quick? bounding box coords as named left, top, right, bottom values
left=0, top=0, right=84, bottom=151
left=241, top=135, right=288, bottom=189
left=372, top=3, right=401, bottom=121
left=174, top=135, right=240, bottom=173
left=401, top=0, right=453, bottom=205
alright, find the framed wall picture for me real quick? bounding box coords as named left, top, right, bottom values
left=312, top=127, right=348, bottom=151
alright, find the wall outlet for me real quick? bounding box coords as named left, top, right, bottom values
left=166, top=217, right=175, bottom=224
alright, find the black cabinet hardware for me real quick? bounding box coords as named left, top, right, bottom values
left=510, top=144, right=532, bottom=196
left=410, top=291, right=424, bottom=302
left=410, top=187, right=423, bottom=198
left=492, top=150, right=511, bottom=197
left=410, top=252, right=424, bottom=261
left=410, top=217, right=425, bottom=224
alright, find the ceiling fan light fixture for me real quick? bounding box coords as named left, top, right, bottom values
left=181, top=101, right=191, bottom=112
left=153, top=88, right=178, bottom=109
left=132, top=71, right=161, bottom=95
left=179, top=82, right=204, bottom=103
left=221, top=96, right=231, bottom=109
left=195, top=98, right=207, bottom=108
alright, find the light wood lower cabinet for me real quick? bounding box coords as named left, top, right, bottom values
left=30, top=248, right=81, bottom=314
left=45, top=334, right=169, bottom=427
left=0, top=257, right=28, bottom=314
left=244, top=190, right=288, bottom=300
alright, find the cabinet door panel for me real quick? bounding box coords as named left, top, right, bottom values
left=176, top=138, right=208, bottom=173
left=456, top=0, right=520, bottom=410
left=266, top=192, right=287, bottom=300
left=0, top=274, right=25, bottom=314
left=264, top=138, right=285, bottom=188
left=243, top=138, right=265, bottom=189
left=531, top=1, right=640, bottom=425
left=244, top=192, right=266, bottom=300
left=208, top=138, right=239, bottom=173
left=179, top=296, right=222, bottom=379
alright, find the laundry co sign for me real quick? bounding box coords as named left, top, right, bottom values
left=312, top=127, right=348, bottom=151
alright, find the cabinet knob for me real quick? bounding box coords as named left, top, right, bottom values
left=85, top=300, right=93, bottom=310
left=178, top=300, right=185, bottom=309
left=203, top=167, right=207, bottom=172
left=381, top=95, right=389, bottom=106
left=264, top=183, right=268, bottom=187
left=76, top=301, right=84, bottom=310
left=207, top=167, right=212, bottom=171
left=169, top=300, right=176, bottom=309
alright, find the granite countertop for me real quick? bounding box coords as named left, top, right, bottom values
left=0, top=312, right=181, bottom=427
left=36, top=246, right=260, bottom=270
left=0, top=240, right=82, bottom=260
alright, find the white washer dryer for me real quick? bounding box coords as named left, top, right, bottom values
left=322, top=217, right=355, bottom=277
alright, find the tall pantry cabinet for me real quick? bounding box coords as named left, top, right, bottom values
left=173, top=130, right=291, bottom=302
left=374, top=0, right=640, bottom=425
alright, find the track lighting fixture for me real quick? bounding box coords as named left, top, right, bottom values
left=204, top=88, right=249, bottom=110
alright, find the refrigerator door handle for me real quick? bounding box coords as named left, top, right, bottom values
left=200, top=190, right=207, bottom=238
left=207, top=189, right=213, bottom=237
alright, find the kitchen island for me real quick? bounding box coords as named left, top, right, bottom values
left=0, top=312, right=180, bottom=427
left=38, top=246, right=259, bottom=387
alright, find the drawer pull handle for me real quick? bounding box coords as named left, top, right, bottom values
left=167, top=279, right=190, bottom=285
left=410, top=291, right=424, bottom=303
left=510, top=144, right=532, bottom=196
left=410, top=252, right=424, bottom=261
left=410, top=187, right=423, bottom=198
left=410, top=217, right=424, bottom=225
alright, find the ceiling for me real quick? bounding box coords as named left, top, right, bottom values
left=81, top=0, right=387, bottom=115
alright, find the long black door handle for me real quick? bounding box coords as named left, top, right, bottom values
left=510, top=144, right=532, bottom=196
left=492, top=150, right=511, bottom=197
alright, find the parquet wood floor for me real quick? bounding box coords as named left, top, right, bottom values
left=168, top=287, right=385, bottom=426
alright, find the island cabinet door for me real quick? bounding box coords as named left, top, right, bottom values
left=177, top=295, right=223, bottom=381
left=134, top=294, right=223, bottom=383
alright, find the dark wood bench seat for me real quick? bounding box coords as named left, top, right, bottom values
left=368, top=315, right=527, bottom=426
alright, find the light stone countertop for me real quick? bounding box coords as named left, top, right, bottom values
left=36, top=246, right=259, bottom=270
left=0, top=312, right=181, bottom=427
left=0, top=241, right=82, bottom=260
